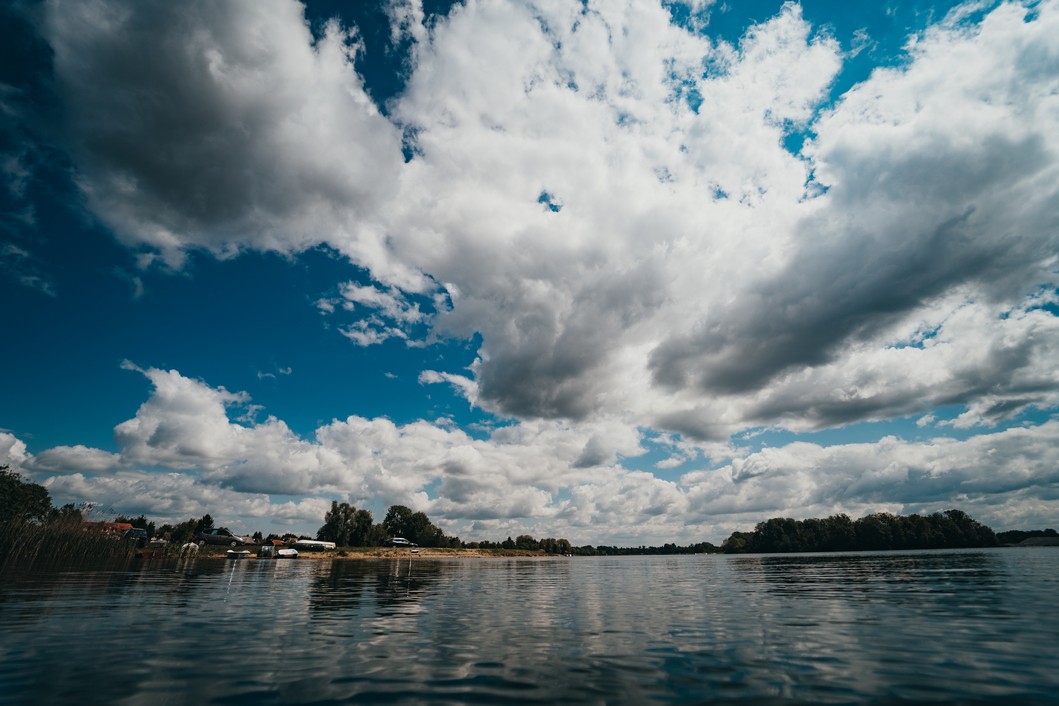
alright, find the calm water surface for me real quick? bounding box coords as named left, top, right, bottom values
left=1, top=549, right=1057, bottom=704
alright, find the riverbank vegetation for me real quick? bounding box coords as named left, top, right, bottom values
left=316, top=501, right=722, bottom=555
left=4, top=466, right=1055, bottom=563
left=1, top=466, right=141, bottom=567
left=720, top=510, right=999, bottom=553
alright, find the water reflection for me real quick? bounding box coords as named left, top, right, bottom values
left=729, top=550, right=1011, bottom=614
left=1, top=552, right=1057, bottom=705
left=305, top=556, right=445, bottom=617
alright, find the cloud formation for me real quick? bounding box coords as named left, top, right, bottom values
left=42, top=0, right=1059, bottom=443
left=18, top=0, right=1059, bottom=540
left=6, top=366, right=1059, bottom=543
left=45, top=0, right=411, bottom=280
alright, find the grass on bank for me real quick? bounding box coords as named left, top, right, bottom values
left=0, top=518, right=146, bottom=569
left=196, top=545, right=552, bottom=559
left=0, top=520, right=556, bottom=570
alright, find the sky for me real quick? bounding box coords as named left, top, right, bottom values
left=1, top=0, right=1058, bottom=545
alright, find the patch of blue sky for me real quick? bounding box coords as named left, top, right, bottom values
left=673, top=0, right=974, bottom=113
left=888, top=323, right=943, bottom=349
left=1026, top=287, right=1059, bottom=316
left=615, top=431, right=698, bottom=481
left=1, top=210, right=483, bottom=453
left=621, top=402, right=1059, bottom=481
left=537, top=191, right=564, bottom=212
left=734, top=403, right=1054, bottom=453
left=301, top=1, right=458, bottom=113
left=462, top=414, right=520, bottom=443
left=1, top=198, right=145, bottom=452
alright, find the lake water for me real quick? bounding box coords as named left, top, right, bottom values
left=1, top=549, right=1057, bottom=705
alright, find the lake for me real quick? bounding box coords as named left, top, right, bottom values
left=1, top=549, right=1057, bottom=704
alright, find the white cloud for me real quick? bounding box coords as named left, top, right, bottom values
left=419, top=370, right=478, bottom=405
left=386, top=0, right=427, bottom=46
left=327, top=281, right=427, bottom=346
left=27, top=1, right=1059, bottom=540
left=10, top=365, right=1059, bottom=543
left=45, top=0, right=1059, bottom=440
left=43, top=471, right=332, bottom=532
left=683, top=421, right=1059, bottom=530
left=45, top=0, right=421, bottom=286
left=114, top=365, right=352, bottom=495
left=29, top=445, right=123, bottom=473
left=338, top=282, right=424, bottom=324
left=0, top=431, right=30, bottom=469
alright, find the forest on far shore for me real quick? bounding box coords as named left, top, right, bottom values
left=718, top=509, right=1041, bottom=554
left=2, top=466, right=1055, bottom=557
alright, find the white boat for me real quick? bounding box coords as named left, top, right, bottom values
left=226, top=550, right=252, bottom=560
left=276, top=548, right=299, bottom=559
left=291, top=539, right=336, bottom=551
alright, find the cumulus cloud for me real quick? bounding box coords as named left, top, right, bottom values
left=0, top=431, right=30, bottom=468
left=114, top=363, right=351, bottom=495
left=43, top=471, right=332, bottom=531
left=27, top=0, right=1059, bottom=540
left=393, top=0, right=1059, bottom=437
left=43, top=0, right=1059, bottom=439
left=648, top=1, right=1059, bottom=420
left=44, top=0, right=418, bottom=284
left=28, top=445, right=123, bottom=473
left=9, top=364, right=1058, bottom=543
left=682, top=420, right=1059, bottom=536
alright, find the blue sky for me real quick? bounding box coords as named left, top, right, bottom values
left=2, top=0, right=1057, bottom=544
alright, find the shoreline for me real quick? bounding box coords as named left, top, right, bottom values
left=193, top=547, right=557, bottom=560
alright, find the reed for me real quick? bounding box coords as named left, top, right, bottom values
left=0, top=518, right=152, bottom=570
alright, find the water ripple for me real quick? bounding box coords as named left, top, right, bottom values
left=1, top=550, right=1058, bottom=704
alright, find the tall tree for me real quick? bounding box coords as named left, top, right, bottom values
left=170, top=517, right=199, bottom=543
left=381, top=505, right=449, bottom=546
left=318, top=502, right=376, bottom=546
left=194, top=514, right=214, bottom=534
left=0, top=466, right=52, bottom=522
left=48, top=503, right=83, bottom=525
left=382, top=505, right=414, bottom=538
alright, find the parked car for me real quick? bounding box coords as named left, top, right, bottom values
left=385, top=537, right=417, bottom=547
left=123, top=527, right=148, bottom=547
left=196, top=528, right=252, bottom=547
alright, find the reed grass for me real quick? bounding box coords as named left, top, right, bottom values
left=0, top=519, right=161, bottom=570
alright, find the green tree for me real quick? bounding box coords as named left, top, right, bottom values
left=822, top=513, right=855, bottom=551
left=48, top=503, right=83, bottom=525
left=749, top=517, right=802, bottom=552
left=855, top=513, right=897, bottom=550
left=407, top=511, right=440, bottom=546
left=943, top=508, right=997, bottom=547
left=515, top=534, right=539, bottom=550
left=365, top=522, right=389, bottom=546
left=116, top=514, right=156, bottom=537
left=721, top=531, right=752, bottom=553
left=318, top=501, right=376, bottom=547
left=169, top=517, right=199, bottom=543
left=382, top=505, right=414, bottom=538
left=0, top=466, right=53, bottom=522
left=194, top=514, right=214, bottom=534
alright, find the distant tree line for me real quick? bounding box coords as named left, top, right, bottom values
left=564, top=541, right=720, bottom=556
left=317, top=502, right=465, bottom=548
left=995, top=528, right=1058, bottom=545
left=721, top=510, right=999, bottom=553
left=317, top=504, right=723, bottom=554
left=4, top=467, right=1041, bottom=557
